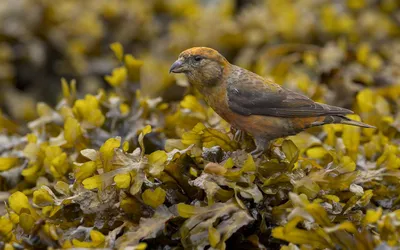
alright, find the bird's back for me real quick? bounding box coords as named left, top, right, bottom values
left=226, top=64, right=353, bottom=118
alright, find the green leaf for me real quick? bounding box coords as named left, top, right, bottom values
left=242, top=155, right=256, bottom=172
left=177, top=203, right=197, bottom=218
left=208, top=226, right=221, bottom=248
left=282, top=139, right=299, bottom=167
left=224, top=158, right=235, bottom=169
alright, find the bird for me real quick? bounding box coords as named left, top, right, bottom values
left=169, top=47, right=375, bottom=157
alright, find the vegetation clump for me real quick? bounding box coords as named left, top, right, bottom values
left=0, top=0, right=399, bottom=249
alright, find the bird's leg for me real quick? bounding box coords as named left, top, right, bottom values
left=250, top=137, right=271, bottom=158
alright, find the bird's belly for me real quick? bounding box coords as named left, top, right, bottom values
left=218, top=111, right=296, bottom=139
left=223, top=113, right=326, bottom=139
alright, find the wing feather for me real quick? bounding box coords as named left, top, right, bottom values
left=227, top=69, right=353, bottom=118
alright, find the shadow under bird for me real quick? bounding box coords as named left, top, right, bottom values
left=170, top=47, right=375, bottom=157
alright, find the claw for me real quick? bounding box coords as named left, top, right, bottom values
left=250, top=148, right=264, bottom=158
left=233, top=129, right=244, bottom=142
left=251, top=137, right=272, bottom=158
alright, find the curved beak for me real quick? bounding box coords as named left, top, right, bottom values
left=169, top=58, right=185, bottom=73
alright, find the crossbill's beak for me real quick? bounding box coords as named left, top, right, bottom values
left=169, top=58, right=185, bottom=73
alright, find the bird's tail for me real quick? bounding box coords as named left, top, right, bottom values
left=320, top=115, right=376, bottom=128
left=340, top=117, right=376, bottom=128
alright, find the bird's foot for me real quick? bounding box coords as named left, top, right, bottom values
left=233, top=129, right=245, bottom=142
left=250, top=137, right=272, bottom=158
left=250, top=148, right=265, bottom=158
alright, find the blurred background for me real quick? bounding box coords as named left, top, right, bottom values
left=0, top=0, right=399, bottom=123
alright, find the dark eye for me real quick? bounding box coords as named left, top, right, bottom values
left=194, top=56, right=203, bottom=62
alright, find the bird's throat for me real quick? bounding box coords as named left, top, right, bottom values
left=199, top=81, right=231, bottom=119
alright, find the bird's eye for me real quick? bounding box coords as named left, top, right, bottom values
left=194, top=56, right=203, bottom=62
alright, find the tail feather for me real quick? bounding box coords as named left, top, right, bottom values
left=339, top=116, right=376, bottom=128
left=312, top=115, right=376, bottom=128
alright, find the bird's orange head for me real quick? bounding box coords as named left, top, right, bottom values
left=170, top=47, right=230, bottom=87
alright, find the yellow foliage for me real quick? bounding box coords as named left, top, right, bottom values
left=73, top=94, right=105, bottom=128
left=142, top=187, right=166, bottom=208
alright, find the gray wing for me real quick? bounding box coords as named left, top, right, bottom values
left=227, top=75, right=353, bottom=118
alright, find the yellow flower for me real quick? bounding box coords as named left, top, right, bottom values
left=180, top=95, right=207, bottom=119
left=8, top=192, right=38, bottom=218
left=114, top=173, right=131, bottom=189
left=72, top=230, right=105, bottom=248
left=110, top=42, right=124, bottom=61
left=82, top=175, right=103, bottom=190
left=22, top=163, right=44, bottom=183
left=75, top=161, right=97, bottom=183
left=72, top=94, right=105, bottom=128
left=105, top=66, right=127, bottom=87
left=0, top=111, right=19, bottom=134
left=99, top=137, right=121, bottom=172
left=142, top=187, right=166, bottom=208
left=119, top=103, right=130, bottom=115
left=64, top=117, right=83, bottom=146
left=61, top=78, right=76, bottom=106
left=0, top=216, right=13, bottom=240
left=44, top=146, right=70, bottom=179
left=356, top=43, right=370, bottom=64
left=0, top=157, right=19, bottom=171
left=147, top=150, right=167, bottom=175
left=19, top=213, right=35, bottom=233
left=125, top=54, right=143, bottom=82
left=33, top=188, right=54, bottom=207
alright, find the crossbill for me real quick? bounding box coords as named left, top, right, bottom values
left=170, top=47, right=375, bottom=157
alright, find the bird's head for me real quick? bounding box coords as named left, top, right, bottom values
left=169, top=47, right=229, bottom=87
